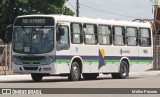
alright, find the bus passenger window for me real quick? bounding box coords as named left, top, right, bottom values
left=98, top=25, right=111, bottom=45
left=139, top=28, right=151, bottom=47
left=83, top=24, right=97, bottom=45
left=113, top=26, right=125, bottom=46
left=71, top=23, right=83, bottom=44
left=126, top=27, right=137, bottom=46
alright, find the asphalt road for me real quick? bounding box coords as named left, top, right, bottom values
left=0, top=71, right=160, bottom=97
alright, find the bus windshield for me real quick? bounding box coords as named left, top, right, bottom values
left=13, top=27, right=54, bottom=54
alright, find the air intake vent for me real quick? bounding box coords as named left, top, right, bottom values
left=18, top=56, right=45, bottom=60
left=23, top=67, right=38, bottom=70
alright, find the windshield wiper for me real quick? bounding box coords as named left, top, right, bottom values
left=21, top=26, right=28, bottom=34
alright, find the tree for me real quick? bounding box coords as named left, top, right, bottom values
left=0, top=0, right=74, bottom=44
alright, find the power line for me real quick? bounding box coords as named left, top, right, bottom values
left=80, top=3, right=142, bottom=19
left=67, top=2, right=76, bottom=11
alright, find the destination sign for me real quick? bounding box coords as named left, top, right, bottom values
left=14, top=17, right=54, bottom=26
left=22, top=19, right=46, bottom=24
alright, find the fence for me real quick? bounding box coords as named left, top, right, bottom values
left=153, top=35, right=160, bottom=70
left=0, top=45, right=12, bottom=75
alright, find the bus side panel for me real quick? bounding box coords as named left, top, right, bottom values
left=70, top=44, right=99, bottom=73
left=99, top=46, right=119, bottom=73
left=127, top=46, right=140, bottom=72
left=138, top=46, right=153, bottom=71
left=55, top=50, right=70, bottom=74
left=101, top=45, right=140, bottom=73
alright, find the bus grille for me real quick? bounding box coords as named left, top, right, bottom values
left=22, top=61, right=41, bottom=64
left=23, top=67, right=38, bottom=70
left=18, top=56, right=45, bottom=60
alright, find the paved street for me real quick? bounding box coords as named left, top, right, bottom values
left=0, top=71, right=160, bottom=97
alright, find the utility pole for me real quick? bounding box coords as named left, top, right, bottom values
left=154, top=3, right=158, bottom=70
left=76, top=0, right=79, bottom=17
left=153, top=0, right=159, bottom=70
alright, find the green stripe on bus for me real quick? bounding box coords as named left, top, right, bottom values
left=130, top=60, right=139, bottom=62
left=104, top=60, right=120, bottom=62
left=83, top=60, right=120, bottom=63
left=129, top=60, right=152, bottom=63
left=138, top=60, right=152, bottom=63
left=83, top=60, right=99, bottom=62
left=56, top=60, right=71, bottom=62
left=55, top=59, right=152, bottom=63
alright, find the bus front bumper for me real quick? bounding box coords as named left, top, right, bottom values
left=12, top=63, right=56, bottom=74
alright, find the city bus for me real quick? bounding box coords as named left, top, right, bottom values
left=12, top=15, right=153, bottom=81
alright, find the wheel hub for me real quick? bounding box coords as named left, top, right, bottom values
left=73, top=66, right=79, bottom=78
left=121, top=65, right=127, bottom=77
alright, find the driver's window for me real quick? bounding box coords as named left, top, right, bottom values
left=57, top=25, right=70, bottom=50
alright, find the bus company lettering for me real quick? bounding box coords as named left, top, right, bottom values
left=120, top=49, right=130, bottom=54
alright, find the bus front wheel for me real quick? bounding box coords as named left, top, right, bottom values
left=68, top=61, right=81, bottom=81
left=111, top=61, right=129, bottom=79
left=31, top=73, right=43, bottom=82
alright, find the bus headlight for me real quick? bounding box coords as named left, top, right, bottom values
left=12, top=56, right=22, bottom=65
left=41, top=56, right=54, bottom=65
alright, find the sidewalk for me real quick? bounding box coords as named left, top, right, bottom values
left=0, top=74, right=31, bottom=81
left=129, top=71, right=160, bottom=76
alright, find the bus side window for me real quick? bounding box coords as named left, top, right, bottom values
left=83, top=24, right=97, bottom=45
left=71, top=23, right=83, bottom=44
left=98, top=25, right=112, bottom=45
left=113, top=26, right=125, bottom=46
left=126, top=27, right=138, bottom=46
left=139, top=28, right=151, bottom=47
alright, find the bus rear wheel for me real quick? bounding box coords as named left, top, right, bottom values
left=68, top=61, right=81, bottom=81
left=82, top=73, right=98, bottom=80
left=31, top=73, right=43, bottom=82
left=111, top=61, right=129, bottom=79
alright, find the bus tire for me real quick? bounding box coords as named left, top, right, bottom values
left=68, top=61, right=81, bottom=81
left=31, top=73, right=43, bottom=82
left=82, top=73, right=98, bottom=80
left=111, top=61, right=129, bottom=79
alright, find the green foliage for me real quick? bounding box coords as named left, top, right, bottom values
left=0, top=0, right=74, bottom=44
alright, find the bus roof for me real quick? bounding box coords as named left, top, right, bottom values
left=17, top=14, right=151, bottom=28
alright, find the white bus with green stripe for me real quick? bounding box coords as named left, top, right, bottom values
left=12, top=15, right=153, bottom=81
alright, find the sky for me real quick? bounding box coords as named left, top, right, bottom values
left=66, top=0, right=156, bottom=21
